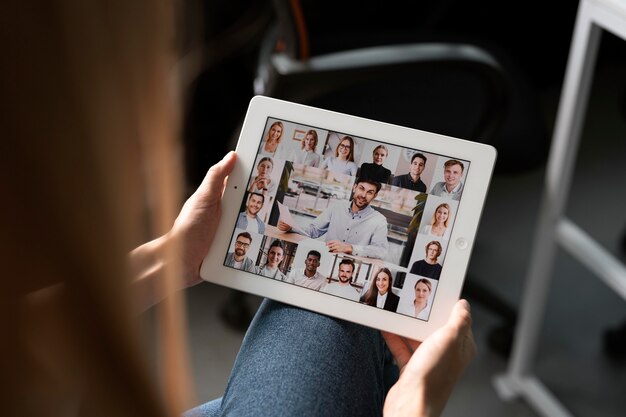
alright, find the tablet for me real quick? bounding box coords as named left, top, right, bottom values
left=200, top=95, right=496, bottom=340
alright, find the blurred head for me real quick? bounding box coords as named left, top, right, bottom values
left=372, top=145, right=388, bottom=165
left=5, top=1, right=190, bottom=415
left=335, top=136, right=355, bottom=161
left=301, top=130, right=318, bottom=151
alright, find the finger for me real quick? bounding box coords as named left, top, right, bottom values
left=443, top=300, right=477, bottom=362
left=448, top=299, right=472, bottom=334
left=382, top=331, right=417, bottom=371
left=381, top=332, right=412, bottom=369
left=404, top=337, right=422, bottom=352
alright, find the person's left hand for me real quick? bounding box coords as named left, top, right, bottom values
left=170, top=151, right=237, bottom=288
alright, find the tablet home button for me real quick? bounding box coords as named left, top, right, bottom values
left=455, top=238, right=468, bottom=250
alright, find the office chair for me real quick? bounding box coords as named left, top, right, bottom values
left=219, top=0, right=549, bottom=357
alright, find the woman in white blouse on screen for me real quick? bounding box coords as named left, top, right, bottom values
left=291, top=129, right=321, bottom=167
left=398, top=278, right=432, bottom=319
left=421, top=203, right=452, bottom=240
left=320, top=135, right=358, bottom=176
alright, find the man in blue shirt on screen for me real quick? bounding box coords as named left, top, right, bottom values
left=278, top=178, right=388, bottom=259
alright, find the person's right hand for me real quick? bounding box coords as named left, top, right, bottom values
left=382, top=300, right=477, bottom=417
left=277, top=220, right=292, bottom=232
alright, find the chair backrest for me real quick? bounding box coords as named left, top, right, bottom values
left=260, top=1, right=548, bottom=173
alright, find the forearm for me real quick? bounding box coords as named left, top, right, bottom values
left=129, top=234, right=175, bottom=312
left=352, top=236, right=388, bottom=259
left=352, top=242, right=382, bottom=258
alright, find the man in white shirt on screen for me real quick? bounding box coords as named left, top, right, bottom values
left=321, top=258, right=360, bottom=301
left=430, top=159, right=465, bottom=201
left=287, top=250, right=327, bottom=290
left=236, top=192, right=266, bottom=234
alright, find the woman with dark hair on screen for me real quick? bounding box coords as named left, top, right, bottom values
left=247, top=157, right=276, bottom=196
left=361, top=267, right=400, bottom=312
left=320, top=135, right=358, bottom=176
left=5, top=1, right=476, bottom=416
left=358, top=144, right=392, bottom=184
left=261, top=121, right=284, bottom=155
left=421, top=202, right=452, bottom=240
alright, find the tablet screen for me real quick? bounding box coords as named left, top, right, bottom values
left=224, top=117, right=470, bottom=322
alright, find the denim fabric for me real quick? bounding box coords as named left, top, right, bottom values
left=185, top=299, right=395, bottom=417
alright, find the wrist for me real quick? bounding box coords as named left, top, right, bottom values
left=130, top=232, right=187, bottom=312
left=384, top=378, right=431, bottom=417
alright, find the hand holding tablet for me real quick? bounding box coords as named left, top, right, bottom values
left=200, top=96, right=496, bottom=341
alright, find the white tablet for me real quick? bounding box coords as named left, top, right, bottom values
left=200, top=95, right=496, bottom=341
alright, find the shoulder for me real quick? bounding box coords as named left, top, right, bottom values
left=431, top=182, right=444, bottom=191
left=391, top=173, right=406, bottom=184
left=334, top=199, right=351, bottom=211
left=369, top=206, right=387, bottom=222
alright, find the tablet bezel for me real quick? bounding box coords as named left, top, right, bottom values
left=200, top=95, right=496, bottom=340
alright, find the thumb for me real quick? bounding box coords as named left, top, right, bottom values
left=198, top=151, right=237, bottom=201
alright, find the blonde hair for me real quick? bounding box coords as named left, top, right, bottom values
left=301, top=129, right=318, bottom=150
left=431, top=203, right=451, bottom=228
left=4, top=1, right=193, bottom=415
left=266, top=121, right=284, bottom=143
